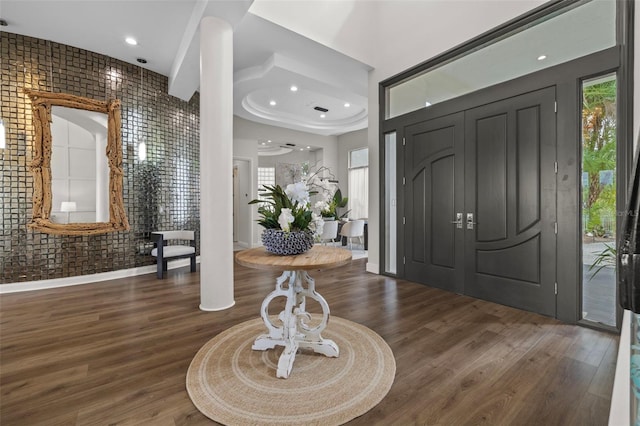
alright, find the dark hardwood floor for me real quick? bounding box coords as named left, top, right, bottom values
left=0, top=258, right=619, bottom=425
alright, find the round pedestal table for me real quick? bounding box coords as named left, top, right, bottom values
left=235, top=245, right=352, bottom=379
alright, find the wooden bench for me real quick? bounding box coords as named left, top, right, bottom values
left=151, top=231, right=196, bottom=279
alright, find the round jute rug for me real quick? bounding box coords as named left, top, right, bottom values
left=186, top=316, right=395, bottom=426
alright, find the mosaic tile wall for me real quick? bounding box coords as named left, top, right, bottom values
left=0, top=32, right=200, bottom=284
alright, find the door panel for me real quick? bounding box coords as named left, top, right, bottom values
left=465, top=87, right=556, bottom=316
left=516, top=106, right=541, bottom=233
left=476, top=234, right=540, bottom=283
left=431, top=155, right=455, bottom=268
left=476, top=114, right=508, bottom=242
left=405, top=112, right=464, bottom=293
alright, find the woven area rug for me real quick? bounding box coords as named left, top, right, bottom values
left=186, top=316, right=395, bottom=425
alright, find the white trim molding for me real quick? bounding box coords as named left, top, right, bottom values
left=0, top=256, right=201, bottom=294
left=365, top=261, right=379, bottom=274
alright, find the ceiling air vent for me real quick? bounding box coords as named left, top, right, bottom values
left=313, top=106, right=329, bottom=113
left=285, top=143, right=296, bottom=146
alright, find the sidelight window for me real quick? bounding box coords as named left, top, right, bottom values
left=580, top=73, right=617, bottom=328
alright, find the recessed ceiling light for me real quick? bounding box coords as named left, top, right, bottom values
left=306, top=146, right=311, bottom=149
left=344, top=103, right=350, bottom=108
left=425, top=101, right=431, bottom=107
left=261, top=142, right=266, bottom=145
left=267, top=140, right=272, bottom=143
left=269, top=100, right=277, bottom=106
left=125, top=37, right=138, bottom=46
left=300, top=148, right=304, bottom=151
left=537, top=55, right=547, bottom=61
left=320, top=114, right=326, bottom=118
left=290, top=85, right=298, bottom=92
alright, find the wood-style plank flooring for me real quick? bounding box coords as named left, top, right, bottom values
left=0, top=258, right=619, bottom=425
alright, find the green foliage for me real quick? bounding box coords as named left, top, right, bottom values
left=321, top=188, right=350, bottom=220
left=584, top=184, right=617, bottom=236
left=582, top=78, right=617, bottom=235
left=588, top=243, right=616, bottom=280
left=248, top=184, right=313, bottom=232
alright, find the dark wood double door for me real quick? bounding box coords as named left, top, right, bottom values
left=404, top=87, right=557, bottom=317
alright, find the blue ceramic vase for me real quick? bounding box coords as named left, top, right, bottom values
left=262, top=229, right=314, bottom=255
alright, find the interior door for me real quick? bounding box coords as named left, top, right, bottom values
left=464, top=87, right=557, bottom=316
left=404, top=112, right=465, bottom=293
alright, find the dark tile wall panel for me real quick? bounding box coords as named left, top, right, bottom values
left=0, top=32, right=200, bottom=284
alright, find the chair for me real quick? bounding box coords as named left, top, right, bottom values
left=319, top=220, right=339, bottom=246
left=339, top=219, right=365, bottom=250
left=151, top=230, right=196, bottom=279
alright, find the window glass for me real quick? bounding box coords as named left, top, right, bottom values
left=348, top=148, right=369, bottom=219
left=386, top=0, right=616, bottom=119
left=385, top=132, right=397, bottom=274
left=349, top=148, right=369, bottom=168
left=257, top=167, right=275, bottom=203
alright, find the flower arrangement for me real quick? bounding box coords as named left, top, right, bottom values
left=318, top=188, right=349, bottom=220
left=306, top=167, right=349, bottom=221
left=249, top=182, right=324, bottom=254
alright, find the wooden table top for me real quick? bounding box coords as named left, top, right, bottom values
left=235, top=245, right=352, bottom=271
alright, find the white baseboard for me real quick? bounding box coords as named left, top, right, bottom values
left=0, top=256, right=201, bottom=294
left=366, top=262, right=379, bottom=274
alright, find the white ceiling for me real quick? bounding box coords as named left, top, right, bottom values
left=1, top=0, right=372, bottom=137
left=1, top=0, right=616, bottom=138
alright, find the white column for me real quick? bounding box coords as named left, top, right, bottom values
left=199, top=16, right=235, bottom=311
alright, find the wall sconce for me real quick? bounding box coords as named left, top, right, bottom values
left=138, top=141, right=147, bottom=161
left=0, top=119, right=6, bottom=149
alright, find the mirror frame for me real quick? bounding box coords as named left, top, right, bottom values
left=25, top=89, right=130, bottom=235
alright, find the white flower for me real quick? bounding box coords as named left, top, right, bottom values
left=285, top=182, right=310, bottom=206
left=310, top=213, right=324, bottom=237
left=314, top=200, right=329, bottom=212
left=278, top=208, right=294, bottom=232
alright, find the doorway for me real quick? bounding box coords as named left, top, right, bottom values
left=232, top=158, right=252, bottom=249
left=404, top=86, right=557, bottom=316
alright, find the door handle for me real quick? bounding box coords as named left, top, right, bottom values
left=450, top=212, right=463, bottom=229
left=466, top=213, right=477, bottom=230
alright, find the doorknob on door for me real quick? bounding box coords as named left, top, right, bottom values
left=450, top=212, right=463, bottom=229
left=466, top=213, right=477, bottom=230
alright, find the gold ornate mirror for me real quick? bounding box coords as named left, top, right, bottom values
left=25, top=89, right=130, bottom=235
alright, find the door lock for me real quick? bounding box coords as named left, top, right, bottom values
left=466, top=213, right=477, bottom=230
left=451, top=212, right=463, bottom=229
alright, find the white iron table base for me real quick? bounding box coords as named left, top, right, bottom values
left=252, top=270, right=339, bottom=378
